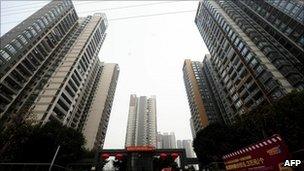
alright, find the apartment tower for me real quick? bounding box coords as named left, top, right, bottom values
left=183, top=59, right=223, bottom=132
left=157, top=132, right=177, bottom=149
left=0, top=0, right=118, bottom=150
left=194, top=0, right=304, bottom=123
left=82, top=63, right=119, bottom=150
left=125, top=95, right=157, bottom=147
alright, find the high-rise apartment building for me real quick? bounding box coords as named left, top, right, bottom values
left=1, top=0, right=80, bottom=121
left=156, top=132, right=163, bottom=149
left=0, top=0, right=118, bottom=150
left=125, top=95, right=157, bottom=147
left=82, top=63, right=119, bottom=150
left=183, top=59, right=223, bottom=132
left=176, top=140, right=196, bottom=158
left=156, top=132, right=177, bottom=149
left=194, top=0, right=304, bottom=123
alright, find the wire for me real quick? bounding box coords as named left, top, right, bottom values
left=1, top=1, right=93, bottom=10
left=1, top=2, right=174, bottom=16
left=1, top=1, right=105, bottom=14
left=1, top=9, right=196, bottom=25
left=77, top=2, right=175, bottom=15
left=109, top=10, right=196, bottom=21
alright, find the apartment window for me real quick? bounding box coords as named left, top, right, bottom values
left=23, top=30, right=32, bottom=39
left=237, top=41, right=244, bottom=51
left=42, top=16, right=49, bottom=25
left=249, top=58, right=258, bottom=68
left=286, top=3, right=294, bottom=11
left=0, top=50, right=11, bottom=61
left=61, top=92, right=72, bottom=104
left=255, top=65, right=264, bottom=75
left=17, top=35, right=28, bottom=45
left=284, top=27, right=293, bottom=35
left=241, top=46, right=249, bottom=56
left=291, top=5, right=300, bottom=15
left=274, top=19, right=281, bottom=26
left=12, top=39, right=22, bottom=50
left=33, top=23, right=41, bottom=32
left=45, top=13, right=52, bottom=22
left=28, top=27, right=37, bottom=36
left=49, top=11, right=55, bottom=19
left=37, top=19, right=46, bottom=29
left=5, top=44, right=17, bottom=55
left=279, top=1, right=287, bottom=8
left=52, top=9, right=58, bottom=16
left=234, top=37, right=240, bottom=46
left=235, top=100, right=242, bottom=109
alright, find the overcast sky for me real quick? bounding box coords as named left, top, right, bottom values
left=1, top=1, right=209, bottom=149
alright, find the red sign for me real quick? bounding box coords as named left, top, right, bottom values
left=222, top=134, right=291, bottom=171
left=126, top=145, right=155, bottom=152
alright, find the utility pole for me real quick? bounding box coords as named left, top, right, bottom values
left=49, top=145, right=61, bottom=171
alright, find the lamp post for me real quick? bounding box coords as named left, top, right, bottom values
left=49, top=145, right=61, bottom=171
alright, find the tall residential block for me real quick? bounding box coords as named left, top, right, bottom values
left=194, top=0, right=304, bottom=123
left=125, top=95, right=157, bottom=147
left=157, top=132, right=177, bottom=149
left=82, top=63, right=119, bottom=151
left=0, top=0, right=118, bottom=150
left=177, top=140, right=196, bottom=158
left=183, top=59, right=223, bottom=133
left=1, top=0, right=80, bottom=121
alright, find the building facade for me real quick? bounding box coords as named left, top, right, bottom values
left=0, top=0, right=118, bottom=150
left=157, top=132, right=177, bottom=149
left=125, top=95, right=157, bottom=147
left=1, top=0, right=79, bottom=121
left=82, top=63, right=119, bottom=151
left=183, top=59, right=223, bottom=133
left=177, top=140, right=196, bottom=158
left=195, top=0, right=304, bottom=123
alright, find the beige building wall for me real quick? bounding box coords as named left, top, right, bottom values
left=28, top=14, right=106, bottom=124
left=82, top=63, right=119, bottom=150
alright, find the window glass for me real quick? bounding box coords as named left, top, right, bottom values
left=241, top=46, right=248, bottom=56
left=49, top=11, right=55, bottom=19
left=0, top=49, right=11, bottom=61
left=18, top=35, right=28, bottom=45
left=291, top=6, right=299, bottom=15
left=250, top=58, right=258, bottom=68
left=285, top=2, right=294, bottom=11
left=5, top=44, right=17, bottom=55
left=234, top=37, right=240, bottom=46
left=238, top=41, right=244, bottom=51
left=284, top=27, right=293, bottom=35
left=42, top=16, right=49, bottom=25
left=52, top=9, right=58, bottom=16
left=297, top=10, right=304, bottom=21
left=33, top=23, right=41, bottom=32
left=45, top=13, right=52, bottom=22
left=23, top=30, right=32, bottom=39
left=28, top=27, right=37, bottom=36
left=279, top=1, right=286, bottom=8
left=37, top=19, right=45, bottom=28
left=245, top=52, right=253, bottom=63
left=12, top=39, right=23, bottom=49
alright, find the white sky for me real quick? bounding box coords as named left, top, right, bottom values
left=1, top=1, right=209, bottom=149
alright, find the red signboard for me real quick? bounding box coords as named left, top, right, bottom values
left=126, top=145, right=155, bottom=152
left=222, top=134, right=291, bottom=171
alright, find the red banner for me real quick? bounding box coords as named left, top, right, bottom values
left=222, top=134, right=291, bottom=171
left=126, top=145, right=155, bottom=152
